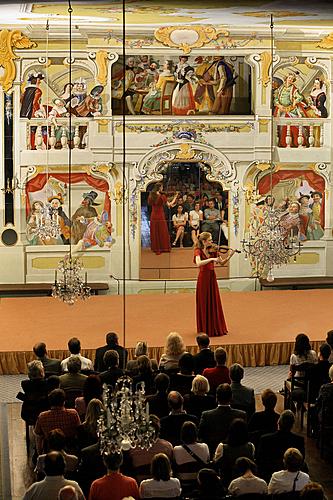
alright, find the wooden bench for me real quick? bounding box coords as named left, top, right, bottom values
left=0, top=282, right=109, bottom=297
left=259, top=276, right=333, bottom=290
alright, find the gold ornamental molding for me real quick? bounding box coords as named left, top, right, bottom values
left=260, top=52, right=272, bottom=88
left=0, top=29, right=37, bottom=92
left=154, top=25, right=224, bottom=54
left=317, top=33, right=333, bottom=49
left=96, top=50, right=108, bottom=86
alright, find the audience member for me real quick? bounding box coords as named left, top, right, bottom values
left=310, top=343, right=332, bottom=398
left=198, top=383, right=246, bottom=455
left=256, top=409, right=305, bottom=482
left=61, top=337, right=93, bottom=372
left=159, top=332, right=186, bottom=373
left=173, top=421, right=210, bottom=485
left=33, top=342, right=61, bottom=375
left=47, top=375, right=61, bottom=393
left=139, top=453, right=181, bottom=498
left=77, top=398, right=104, bottom=450
left=59, top=356, right=87, bottom=392
left=132, top=355, right=156, bottom=395
left=145, top=373, right=170, bottom=419
left=77, top=441, right=106, bottom=496
left=126, top=341, right=158, bottom=376
left=214, top=418, right=255, bottom=486
left=190, top=468, right=226, bottom=500
left=35, top=429, right=78, bottom=478
left=34, top=389, right=81, bottom=454
left=300, top=482, right=326, bottom=500
left=229, top=363, right=255, bottom=418
left=316, top=364, right=333, bottom=422
left=23, top=451, right=84, bottom=500
left=89, top=451, right=139, bottom=500
left=289, top=333, right=318, bottom=378
left=248, top=388, right=279, bottom=444
left=202, top=347, right=231, bottom=394
left=58, top=485, right=79, bottom=500
left=75, top=374, right=102, bottom=420
left=183, top=375, right=215, bottom=420
left=170, top=352, right=195, bottom=396
left=325, top=330, right=333, bottom=363
left=19, top=360, right=49, bottom=425
left=201, top=198, right=221, bottom=243
left=99, top=349, right=124, bottom=387
left=127, top=414, right=173, bottom=484
left=94, top=332, right=128, bottom=372
left=193, top=333, right=216, bottom=374
left=228, top=457, right=268, bottom=497
left=268, top=447, right=310, bottom=495
left=160, top=391, right=198, bottom=446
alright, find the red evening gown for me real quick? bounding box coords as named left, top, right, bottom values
left=148, top=194, right=171, bottom=255
left=194, top=248, right=227, bottom=337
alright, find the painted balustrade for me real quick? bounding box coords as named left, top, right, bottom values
left=25, top=118, right=89, bottom=150
left=274, top=118, right=328, bottom=148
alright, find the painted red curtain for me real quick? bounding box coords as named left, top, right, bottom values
left=258, top=170, right=325, bottom=226
left=25, top=173, right=111, bottom=217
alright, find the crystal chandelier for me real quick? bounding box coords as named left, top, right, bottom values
left=97, top=377, right=155, bottom=453
left=52, top=254, right=91, bottom=305
left=35, top=207, right=61, bottom=242
left=241, top=15, right=301, bottom=281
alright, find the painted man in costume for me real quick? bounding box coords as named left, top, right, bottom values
left=20, top=72, right=45, bottom=119
left=71, top=191, right=99, bottom=244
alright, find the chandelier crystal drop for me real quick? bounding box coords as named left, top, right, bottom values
left=97, top=377, right=156, bottom=454
left=52, top=254, right=91, bottom=305
left=35, top=207, right=61, bottom=242
left=241, top=207, right=301, bottom=280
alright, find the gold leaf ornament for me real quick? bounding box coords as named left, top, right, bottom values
left=154, top=25, right=218, bottom=54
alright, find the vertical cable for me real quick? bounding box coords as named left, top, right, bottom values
left=68, top=0, right=73, bottom=260
left=270, top=14, right=274, bottom=198
left=45, top=19, right=49, bottom=205
left=122, top=0, right=126, bottom=365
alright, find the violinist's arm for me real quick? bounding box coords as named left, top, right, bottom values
left=195, top=255, right=218, bottom=267
left=218, top=249, right=236, bottom=266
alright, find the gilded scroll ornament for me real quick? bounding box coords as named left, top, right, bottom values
left=317, top=33, right=333, bottom=49
left=175, top=143, right=195, bottom=160
left=0, top=29, right=37, bottom=92
left=96, top=50, right=108, bottom=86
left=260, top=52, right=272, bottom=87
left=154, top=25, right=219, bottom=54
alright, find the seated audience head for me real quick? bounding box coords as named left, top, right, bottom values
left=278, top=410, right=295, bottom=432
left=294, top=333, right=311, bottom=356
left=84, top=398, right=104, bottom=433
left=58, top=486, right=78, bottom=500
left=68, top=337, right=81, bottom=355
left=44, top=451, right=66, bottom=476
left=154, top=373, right=170, bottom=393
left=33, top=342, right=47, bottom=359
left=234, top=457, right=257, bottom=476
left=196, top=333, right=210, bottom=350
left=230, top=363, right=244, bottom=382
left=135, top=341, right=148, bottom=357
left=227, top=418, right=249, bottom=446
left=216, top=383, right=232, bottom=405
left=151, top=453, right=171, bottom=481
left=137, top=354, right=152, bottom=374
left=191, top=375, right=210, bottom=396
left=168, top=390, right=183, bottom=412
left=83, top=374, right=102, bottom=404
left=300, top=482, right=325, bottom=500
left=103, top=349, right=119, bottom=369
left=165, top=332, right=186, bottom=357
left=47, top=375, right=60, bottom=393
left=215, top=347, right=227, bottom=366
left=261, top=388, right=277, bottom=411
left=149, top=414, right=161, bottom=439
left=67, top=356, right=81, bottom=374
left=326, top=330, right=333, bottom=350
left=329, top=365, right=333, bottom=382
left=27, top=360, right=45, bottom=380
left=181, top=421, right=198, bottom=445
left=49, top=388, right=66, bottom=408
left=103, top=451, right=123, bottom=472
left=47, top=428, right=66, bottom=451
left=106, top=332, right=119, bottom=346
left=197, top=468, right=221, bottom=488
left=319, top=343, right=331, bottom=361
left=178, top=352, right=194, bottom=374
left=283, top=447, right=304, bottom=472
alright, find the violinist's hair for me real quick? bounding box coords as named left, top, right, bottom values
left=195, top=232, right=212, bottom=250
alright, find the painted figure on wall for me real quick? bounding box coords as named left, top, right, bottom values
left=194, top=56, right=217, bottom=113
left=142, top=60, right=175, bottom=115
left=76, top=85, right=104, bottom=117
left=172, top=56, right=198, bottom=115
left=308, top=191, right=324, bottom=240
left=48, top=194, right=71, bottom=244
left=112, top=56, right=137, bottom=115
left=298, top=194, right=311, bottom=240
left=71, top=191, right=99, bottom=244
left=20, top=72, right=45, bottom=119
left=308, top=78, right=328, bottom=118
left=280, top=201, right=302, bottom=241
left=211, top=56, right=237, bottom=115
left=77, top=210, right=113, bottom=250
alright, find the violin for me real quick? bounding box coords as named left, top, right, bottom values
left=207, top=244, right=241, bottom=254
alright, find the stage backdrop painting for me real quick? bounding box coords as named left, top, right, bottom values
left=139, top=161, right=229, bottom=280
left=111, top=54, right=251, bottom=116
left=248, top=169, right=325, bottom=243
left=25, top=173, right=113, bottom=249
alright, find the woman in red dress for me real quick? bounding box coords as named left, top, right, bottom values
left=148, top=183, right=178, bottom=255
left=194, top=232, right=235, bottom=337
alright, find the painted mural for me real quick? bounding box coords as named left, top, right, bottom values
left=112, top=55, right=251, bottom=116
left=25, top=174, right=113, bottom=248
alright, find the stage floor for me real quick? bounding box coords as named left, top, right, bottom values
left=0, top=289, right=330, bottom=373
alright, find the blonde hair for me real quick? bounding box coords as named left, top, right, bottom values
left=191, top=375, right=210, bottom=395
left=28, top=360, right=44, bottom=380
left=135, top=341, right=148, bottom=357
left=195, top=231, right=212, bottom=250
left=165, top=332, right=186, bottom=357
left=83, top=398, right=104, bottom=434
